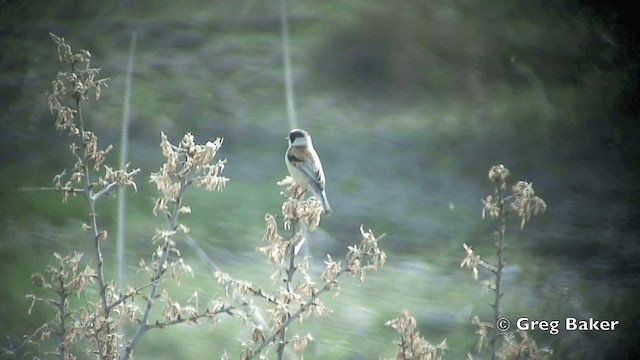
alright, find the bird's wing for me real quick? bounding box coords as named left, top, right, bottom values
left=288, top=147, right=325, bottom=190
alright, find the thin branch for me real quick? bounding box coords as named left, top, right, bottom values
left=20, top=170, right=140, bottom=203
left=92, top=168, right=141, bottom=201
left=246, top=287, right=280, bottom=306
left=478, top=260, right=498, bottom=273
left=106, top=281, right=155, bottom=312
left=75, top=97, right=109, bottom=315
left=124, top=176, right=188, bottom=359
left=144, top=303, right=247, bottom=331
left=19, top=187, right=85, bottom=195
left=276, top=223, right=299, bottom=359
left=491, top=185, right=506, bottom=360
left=75, top=97, right=111, bottom=358
left=56, top=272, right=68, bottom=359
left=250, top=270, right=342, bottom=358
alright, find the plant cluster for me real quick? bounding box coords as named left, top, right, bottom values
left=217, top=178, right=387, bottom=359
left=6, top=34, right=393, bottom=360
left=461, top=165, right=550, bottom=360
left=384, top=310, right=447, bottom=360
left=2, top=34, right=553, bottom=360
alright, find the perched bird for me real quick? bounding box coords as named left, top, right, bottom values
left=285, top=129, right=332, bottom=215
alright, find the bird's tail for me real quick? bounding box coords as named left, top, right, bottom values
left=321, top=191, right=332, bottom=215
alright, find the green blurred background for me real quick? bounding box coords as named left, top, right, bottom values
left=1, top=0, right=639, bottom=359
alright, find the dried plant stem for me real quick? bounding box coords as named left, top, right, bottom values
left=251, top=273, right=340, bottom=358
left=70, top=95, right=111, bottom=359
left=400, top=328, right=416, bottom=357
left=491, top=185, right=506, bottom=360
left=19, top=186, right=84, bottom=193
left=275, top=224, right=299, bottom=360
left=76, top=98, right=111, bottom=358
left=124, top=177, right=186, bottom=359
left=285, top=225, right=299, bottom=289
left=249, top=216, right=385, bottom=358
left=462, top=165, right=547, bottom=358
left=74, top=96, right=108, bottom=309
left=56, top=273, right=68, bottom=359
left=385, top=311, right=447, bottom=359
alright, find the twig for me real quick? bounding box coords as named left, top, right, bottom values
left=276, top=223, right=299, bottom=359
left=19, top=187, right=85, bottom=195
left=491, top=184, right=506, bottom=360
left=485, top=170, right=508, bottom=360
left=251, top=275, right=339, bottom=358
left=123, top=176, right=187, bottom=359
left=75, top=95, right=111, bottom=357
left=106, top=281, right=155, bottom=313
left=56, top=271, right=68, bottom=359
left=92, top=169, right=141, bottom=201
left=144, top=303, right=246, bottom=331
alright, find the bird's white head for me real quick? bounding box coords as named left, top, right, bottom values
left=288, top=129, right=312, bottom=147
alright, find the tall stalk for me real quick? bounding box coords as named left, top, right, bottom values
left=491, top=183, right=506, bottom=360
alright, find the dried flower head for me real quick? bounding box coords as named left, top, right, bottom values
left=150, top=132, right=228, bottom=215
left=47, top=33, right=109, bottom=135
left=386, top=310, right=447, bottom=359
left=102, top=164, right=138, bottom=192
left=488, top=164, right=510, bottom=190
left=321, top=255, right=342, bottom=292
left=345, top=226, right=387, bottom=283
left=481, top=195, right=501, bottom=219
left=498, top=331, right=553, bottom=360
left=511, top=181, right=547, bottom=229
left=460, top=243, right=481, bottom=281
left=256, top=214, right=289, bottom=271
left=31, top=273, right=47, bottom=288
left=291, top=333, right=314, bottom=356
left=483, top=166, right=547, bottom=229
left=278, top=177, right=323, bottom=230
left=252, top=326, right=266, bottom=344
left=472, top=315, right=494, bottom=352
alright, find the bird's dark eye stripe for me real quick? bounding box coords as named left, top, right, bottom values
left=289, top=131, right=305, bottom=142
left=287, top=153, right=304, bottom=163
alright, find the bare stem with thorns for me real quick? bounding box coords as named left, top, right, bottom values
left=461, top=165, right=547, bottom=359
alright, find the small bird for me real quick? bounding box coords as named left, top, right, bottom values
left=285, top=129, right=331, bottom=214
